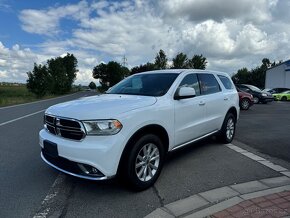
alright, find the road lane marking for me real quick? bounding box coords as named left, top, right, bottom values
left=33, top=173, right=73, bottom=218
left=33, top=174, right=64, bottom=218
left=0, top=109, right=45, bottom=127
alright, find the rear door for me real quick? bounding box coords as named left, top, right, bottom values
left=197, top=73, right=226, bottom=133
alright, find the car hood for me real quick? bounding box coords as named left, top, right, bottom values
left=46, top=94, right=157, bottom=120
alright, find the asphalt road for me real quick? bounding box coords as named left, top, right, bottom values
left=235, top=101, right=290, bottom=163
left=0, top=92, right=97, bottom=218
left=0, top=94, right=288, bottom=218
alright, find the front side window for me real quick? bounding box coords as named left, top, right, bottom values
left=107, top=73, right=179, bottom=97
left=218, top=75, right=234, bottom=90
left=178, top=73, right=200, bottom=96
left=198, top=73, right=221, bottom=95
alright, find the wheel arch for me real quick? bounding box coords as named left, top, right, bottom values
left=226, top=106, right=238, bottom=121
left=117, top=124, right=169, bottom=175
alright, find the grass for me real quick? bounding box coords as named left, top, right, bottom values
left=0, top=85, right=58, bottom=107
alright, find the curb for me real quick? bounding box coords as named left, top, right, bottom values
left=145, top=178, right=290, bottom=218
left=145, top=144, right=290, bottom=218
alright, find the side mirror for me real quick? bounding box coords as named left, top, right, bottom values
left=174, top=87, right=196, bottom=100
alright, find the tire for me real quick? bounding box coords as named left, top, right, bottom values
left=218, top=113, right=236, bottom=144
left=121, top=134, right=165, bottom=191
left=240, top=98, right=250, bottom=110
left=281, top=96, right=287, bottom=101
left=253, top=97, right=259, bottom=104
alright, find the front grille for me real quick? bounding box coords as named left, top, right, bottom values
left=44, top=114, right=85, bottom=140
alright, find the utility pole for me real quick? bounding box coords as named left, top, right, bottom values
left=122, top=55, right=127, bottom=67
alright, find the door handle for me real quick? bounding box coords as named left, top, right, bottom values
left=199, top=101, right=205, bottom=106
left=224, top=97, right=229, bottom=101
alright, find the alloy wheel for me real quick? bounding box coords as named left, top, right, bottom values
left=226, top=118, right=235, bottom=140
left=135, top=143, right=160, bottom=182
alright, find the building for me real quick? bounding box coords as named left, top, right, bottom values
left=265, top=60, right=290, bottom=89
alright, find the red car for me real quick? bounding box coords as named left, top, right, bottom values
left=236, top=87, right=254, bottom=110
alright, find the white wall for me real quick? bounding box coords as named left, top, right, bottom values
left=265, top=64, right=286, bottom=89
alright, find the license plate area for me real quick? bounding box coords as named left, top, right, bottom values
left=43, top=140, right=58, bottom=158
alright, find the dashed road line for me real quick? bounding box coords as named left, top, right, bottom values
left=0, top=109, right=45, bottom=127
left=33, top=173, right=73, bottom=218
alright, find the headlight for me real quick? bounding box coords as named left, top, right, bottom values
left=261, top=93, right=267, bottom=97
left=82, top=120, right=122, bottom=135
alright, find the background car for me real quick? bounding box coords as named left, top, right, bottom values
left=263, top=88, right=290, bottom=94
left=273, top=90, right=290, bottom=101
left=236, top=87, right=254, bottom=110
left=236, top=84, right=274, bottom=104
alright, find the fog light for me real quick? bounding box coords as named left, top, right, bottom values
left=77, top=163, right=104, bottom=177
left=91, top=167, right=99, bottom=174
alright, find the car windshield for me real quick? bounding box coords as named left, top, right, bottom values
left=246, top=85, right=261, bottom=92
left=107, top=73, right=179, bottom=97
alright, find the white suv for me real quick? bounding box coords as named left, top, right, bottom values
left=39, top=69, right=239, bottom=190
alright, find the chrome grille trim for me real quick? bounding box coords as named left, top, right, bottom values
left=44, top=114, right=86, bottom=141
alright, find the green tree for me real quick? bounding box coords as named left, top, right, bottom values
left=232, top=68, right=250, bottom=84
left=172, top=53, right=188, bottom=69
left=187, top=54, right=207, bottom=69
left=131, top=62, right=156, bottom=74
left=250, top=58, right=270, bottom=88
left=47, top=53, right=78, bottom=94
left=232, top=58, right=273, bottom=88
left=88, top=81, right=97, bottom=89
left=154, top=49, right=167, bottom=69
left=92, top=61, right=129, bottom=89
left=26, top=64, right=48, bottom=97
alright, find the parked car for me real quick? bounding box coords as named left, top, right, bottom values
left=236, top=87, right=254, bottom=110
left=39, top=69, right=239, bottom=190
left=264, top=88, right=290, bottom=94
left=273, top=90, right=290, bottom=101
left=235, top=84, right=274, bottom=104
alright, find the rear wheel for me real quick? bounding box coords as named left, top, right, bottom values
left=281, top=96, right=287, bottom=101
left=121, top=134, right=165, bottom=191
left=240, top=98, right=250, bottom=110
left=218, top=113, right=236, bottom=144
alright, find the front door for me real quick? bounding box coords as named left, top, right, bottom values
left=174, top=73, right=206, bottom=147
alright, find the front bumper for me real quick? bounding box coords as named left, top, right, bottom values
left=39, top=129, right=126, bottom=179
left=41, top=152, right=110, bottom=180
left=260, top=96, right=274, bottom=102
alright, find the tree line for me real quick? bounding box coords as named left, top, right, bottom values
left=232, top=58, right=281, bottom=89
left=26, top=49, right=278, bottom=97
left=93, top=49, right=207, bottom=90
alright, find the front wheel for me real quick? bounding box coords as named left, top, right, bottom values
left=122, top=134, right=165, bottom=191
left=218, top=113, right=236, bottom=144
left=253, top=97, right=259, bottom=104
left=281, top=96, right=287, bottom=101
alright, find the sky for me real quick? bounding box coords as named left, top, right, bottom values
left=0, top=0, right=290, bottom=85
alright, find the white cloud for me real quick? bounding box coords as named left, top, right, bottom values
left=234, top=24, right=276, bottom=56
left=19, top=1, right=90, bottom=36
left=159, top=0, right=273, bottom=24
left=0, top=70, right=8, bottom=78
left=181, top=20, right=235, bottom=56
left=0, top=42, right=40, bottom=83
left=1, top=0, right=290, bottom=85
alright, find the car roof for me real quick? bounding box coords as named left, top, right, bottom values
left=136, top=69, right=229, bottom=77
